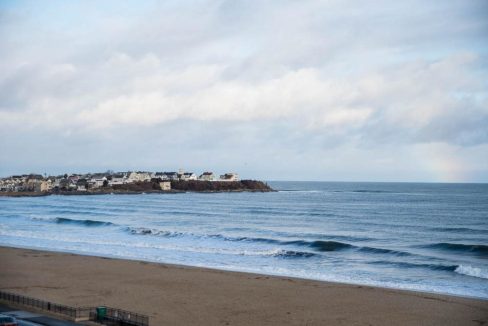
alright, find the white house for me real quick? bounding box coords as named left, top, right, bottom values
left=219, top=173, right=239, bottom=182
left=89, top=175, right=107, bottom=188
left=152, top=172, right=168, bottom=180
left=181, top=172, right=197, bottom=181
left=110, top=173, right=128, bottom=185
left=198, top=172, right=215, bottom=181
left=163, top=172, right=179, bottom=181
left=40, top=180, right=53, bottom=192
left=68, top=175, right=80, bottom=183
left=76, top=179, right=88, bottom=191
left=128, top=171, right=151, bottom=183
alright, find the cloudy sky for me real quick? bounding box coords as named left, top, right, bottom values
left=1, top=0, right=487, bottom=182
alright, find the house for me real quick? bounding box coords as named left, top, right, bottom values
left=110, top=173, right=127, bottom=185
left=76, top=179, right=88, bottom=191
left=88, top=174, right=107, bottom=188
left=53, top=176, right=65, bottom=188
left=127, top=172, right=138, bottom=183
left=40, top=180, right=53, bottom=192
left=163, top=172, right=179, bottom=181
left=25, top=174, right=46, bottom=191
left=58, top=179, right=70, bottom=190
left=198, top=172, right=215, bottom=181
left=181, top=172, right=197, bottom=181
left=159, top=181, right=171, bottom=191
left=140, top=171, right=152, bottom=181
left=46, top=176, right=57, bottom=188
left=219, top=173, right=239, bottom=182
left=0, top=180, right=12, bottom=191
left=68, top=175, right=80, bottom=183
left=153, top=172, right=168, bottom=180
left=14, top=185, right=26, bottom=192
left=26, top=179, right=42, bottom=192
left=128, top=171, right=151, bottom=183
left=11, top=175, right=26, bottom=184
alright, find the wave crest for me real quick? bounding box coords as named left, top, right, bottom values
left=423, top=243, right=488, bottom=257
left=32, top=217, right=114, bottom=227
left=269, top=249, right=317, bottom=258
left=359, top=246, right=412, bottom=256
left=127, top=227, right=182, bottom=237
left=454, top=265, right=488, bottom=279
left=429, top=227, right=488, bottom=234
left=370, top=260, right=457, bottom=271
left=308, top=240, right=354, bottom=251
left=126, top=228, right=417, bottom=256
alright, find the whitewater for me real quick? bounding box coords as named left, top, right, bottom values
left=0, top=181, right=487, bottom=299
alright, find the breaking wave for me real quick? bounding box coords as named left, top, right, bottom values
left=422, top=243, right=488, bottom=257
left=454, top=265, right=488, bottom=279
left=127, top=227, right=183, bottom=237
left=269, top=249, right=317, bottom=258
left=429, top=227, right=488, bottom=235
left=287, top=240, right=354, bottom=251
left=32, top=217, right=115, bottom=227
left=55, top=217, right=114, bottom=227
left=126, top=228, right=416, bottom=256
left=370, top=260, right=458, bottom=272
left=358, top=246, right=412, bottom=256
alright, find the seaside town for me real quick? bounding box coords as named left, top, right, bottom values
left=0, top=170, right=240, bottom=193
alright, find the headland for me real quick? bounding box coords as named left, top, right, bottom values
left=0, top=170, right=274, bottom=197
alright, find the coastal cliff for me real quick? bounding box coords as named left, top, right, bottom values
left=170, top=180, right=273, bottom=192
left=109, top=179, right=273, bottom=193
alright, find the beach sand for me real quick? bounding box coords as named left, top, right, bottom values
left=0, top=246, right=486, bottom=325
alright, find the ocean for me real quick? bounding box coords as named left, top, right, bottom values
left=1, top=181, right=487, bottom=299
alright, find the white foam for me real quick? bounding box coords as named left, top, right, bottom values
left=455, top=265, right=488, bottom=280
left=0, top=229, right=303, bottom=258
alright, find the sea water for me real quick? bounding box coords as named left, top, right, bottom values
left=0, top=182, right=487, bottom=299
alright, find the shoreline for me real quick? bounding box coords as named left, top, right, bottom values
left=2, top=244, right=486, bottom=302
left=0, top=188, right=274, bottom=197
left=1, top=246, right=486, bottom=325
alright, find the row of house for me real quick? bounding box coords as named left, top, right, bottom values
left=0, top=170, right=240, bottom=192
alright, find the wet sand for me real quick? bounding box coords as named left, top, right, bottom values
left=0, top=246, right=486, bottom=325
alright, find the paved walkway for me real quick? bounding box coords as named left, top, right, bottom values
left=0, top=303, right=83, bottom=326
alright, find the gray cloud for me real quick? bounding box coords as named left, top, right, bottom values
left=0, top=0, right=487, bottom=181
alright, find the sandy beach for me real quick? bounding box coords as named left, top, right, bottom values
left=0, top=246, right=486, bottom=325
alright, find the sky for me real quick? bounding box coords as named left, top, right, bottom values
left=0, top=0, right=487, bottom=182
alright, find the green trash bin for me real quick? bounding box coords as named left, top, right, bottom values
left=96, top=306, right=107, bottom=321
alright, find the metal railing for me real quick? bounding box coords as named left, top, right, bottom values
left=89, top=307, right=149, bottom=326
left=0, top=290, right=149, bottom=326
left=0, top=291, right=89, bottom=319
